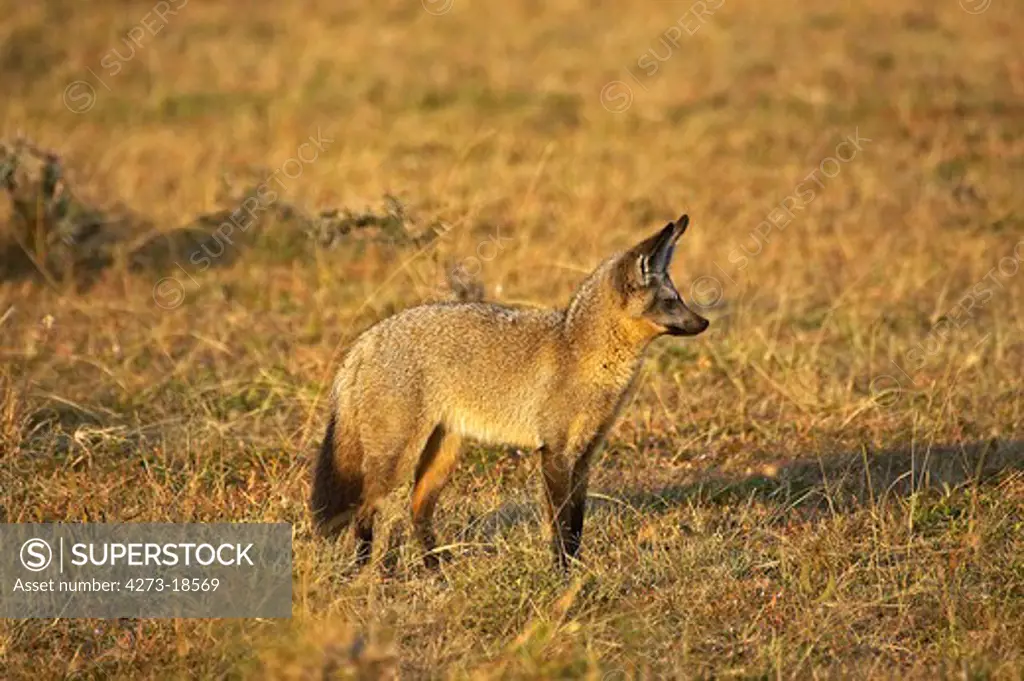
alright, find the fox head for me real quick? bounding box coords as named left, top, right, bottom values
left=612, top=214, right=709, bottom=338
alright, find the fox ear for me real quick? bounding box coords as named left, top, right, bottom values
left=633, top=214, right=689, bottom=280
left=673, top=213, right=689, bottom=236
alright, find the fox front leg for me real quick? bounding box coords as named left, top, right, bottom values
left=540, top=448, right=574, bottom=571
left=540, top=440, right=599, bottom=571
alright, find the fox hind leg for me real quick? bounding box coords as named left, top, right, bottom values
left=353, top=503, right=376, bottom=567
left=411, top=425, right=462, bottom=569
left=351, top=422, right=436, bottom=569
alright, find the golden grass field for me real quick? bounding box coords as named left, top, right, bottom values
left=2, top=0, right=1023, bottom=677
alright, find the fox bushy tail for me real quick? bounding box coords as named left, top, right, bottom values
left=310, top=411, right=365, bottom=537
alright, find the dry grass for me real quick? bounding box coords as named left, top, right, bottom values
left=2, top=0, right=1023, bottom=678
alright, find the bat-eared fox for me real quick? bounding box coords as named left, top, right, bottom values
left=312, top=214, right=708, bottom=571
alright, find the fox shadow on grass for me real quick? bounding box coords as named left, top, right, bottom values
left=619, top=437, right=1024, bottom=517
left=460, top=438, right=1024, bottom=545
